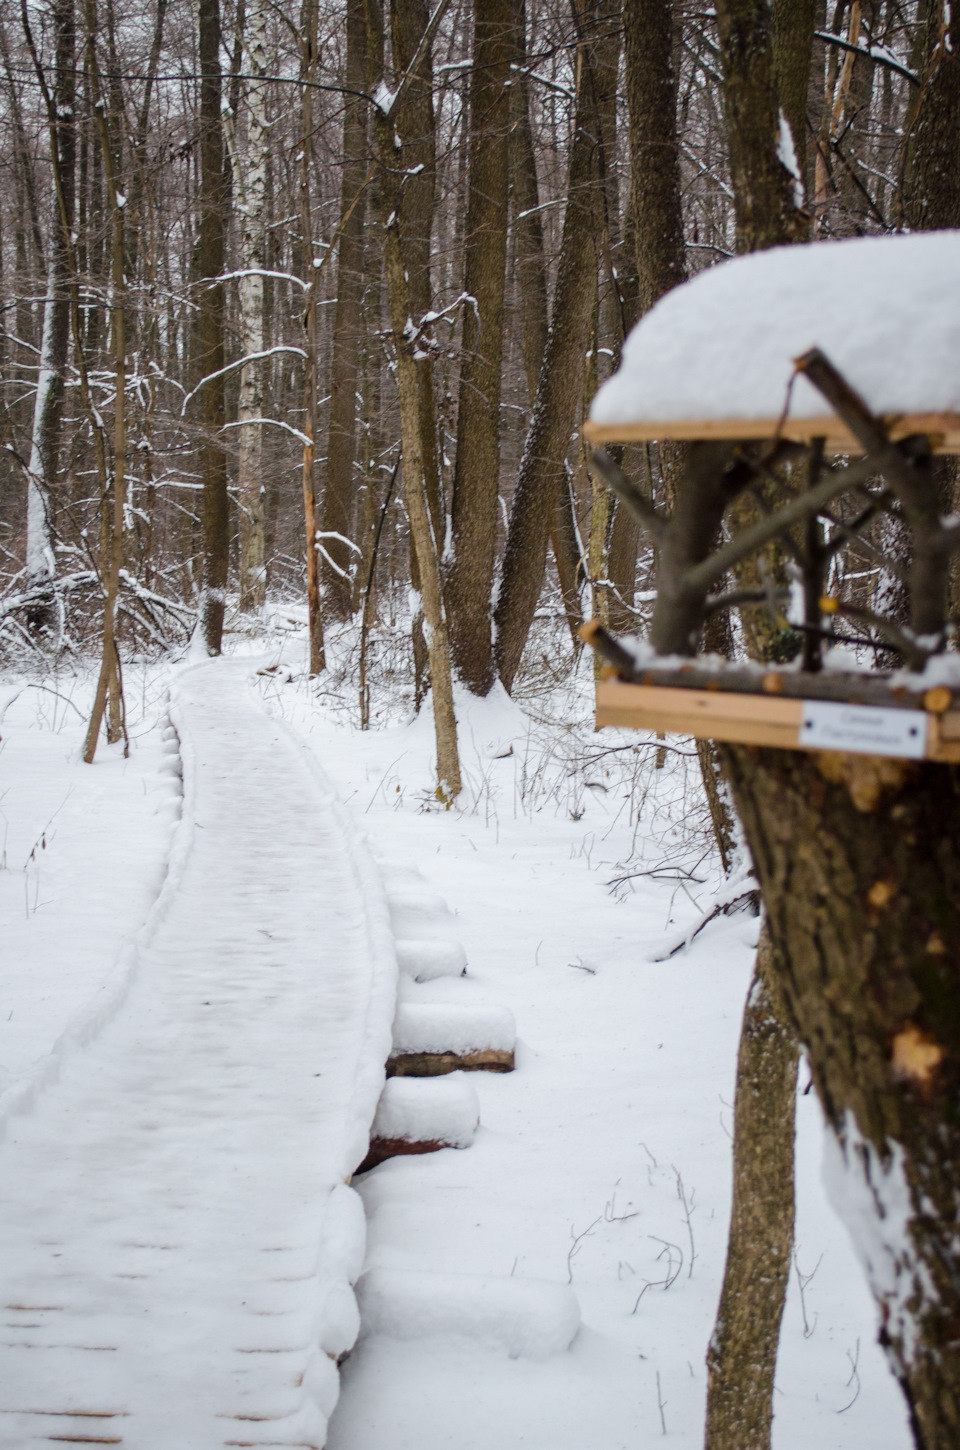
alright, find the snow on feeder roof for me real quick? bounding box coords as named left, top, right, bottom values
left=585, top=231, right=960, bottom=454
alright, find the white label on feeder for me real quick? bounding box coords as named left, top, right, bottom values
left=798, top=700, right=928, bottom=759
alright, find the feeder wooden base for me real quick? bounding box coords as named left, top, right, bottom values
left=595, top=677, right=960, bottom=763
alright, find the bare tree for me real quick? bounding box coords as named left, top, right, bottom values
left=446, top=0, right=512, bottom=694
left=323, top=0, right=368, bottom=621
left=494, top=0, right=619, bottom=692
left=367, top=0, right=461, bottom=797
left=232, top=0, right=269, bottom=613
left=195, top=0, right=229, bottom=654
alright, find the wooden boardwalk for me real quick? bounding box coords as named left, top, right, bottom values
left=0, top=660, right=395, bottom=1449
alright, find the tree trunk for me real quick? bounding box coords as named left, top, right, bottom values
left=236, top=0, right=268, bottom=613
left=606, top=496, right=640, bottom=634
left=446, top=0, right=512, bottom=695
left=902, top=0, right=960, bottom=612
left=322, top=0, right=367, bottom=621
left=615, top=0, right=688, bottom=630
left=196, top=0, right=229, bottom=654
left=368, top=0, right=460, bottom=798
left=703, top=13, right=812, bottom=1442
left=508, top=0, right=582, bottom=642
left=705, top=925, right=799, bottom=1450
left=493, top=0, right=617, bottom=693
left=299, top=0, right=325, bottom=673
left=715, top=0, right=808, bottom=252
left=22, top=0, right=74, bottom=626
left=82, top=0, right=127, bottom=762
left=719, top=742, right=960, bottom=1450
left=390, top=0, right=440, bottom=530
left=622, top=0, right=686, bottom=316
left=508, top=0, right=548, bottom=405
left=771, top=0, right=816, bottom=202
left=390, top=0, right=443, bottom=701
left=903, top=0, right=960, bottom=231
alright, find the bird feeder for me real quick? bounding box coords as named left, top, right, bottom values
left=580, top=231, right=960, bottom=763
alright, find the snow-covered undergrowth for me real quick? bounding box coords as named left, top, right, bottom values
left=0, top=660, right=179, bottom=1120
left=0, top=611, right=911, bottom=1448
left=249, top=615, right=910, bottom=1450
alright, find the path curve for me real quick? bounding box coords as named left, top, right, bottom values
left=0, top=658, right=396, bottom=1449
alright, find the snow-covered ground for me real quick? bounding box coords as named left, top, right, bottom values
left=0, top=624, right=912, bottom=1448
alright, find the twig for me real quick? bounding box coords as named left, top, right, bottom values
left=567, top=1215, right=602, bottom=1283
left=656, top=1371, right=668, bottom=1434
left=837, top=1338, right=861, bottom=1413
left=632, top=1237, right=684, bottom=1312
left=673, top=1167, right=697, bottom=1279
left=794, top=1249, right=823, bottom=1339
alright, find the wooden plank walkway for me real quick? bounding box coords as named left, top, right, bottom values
left=0, top=659, right=395, bottom=1449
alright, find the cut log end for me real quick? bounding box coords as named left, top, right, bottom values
left=386, top=1048, right=515, bottom=1077
left=356, top=1135, right=454, bottom=1173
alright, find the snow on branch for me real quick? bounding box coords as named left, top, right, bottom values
left=180, top=347, right=308, bottom=414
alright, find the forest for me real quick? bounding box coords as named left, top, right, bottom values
left=1, top=0, right=959, bottom=1446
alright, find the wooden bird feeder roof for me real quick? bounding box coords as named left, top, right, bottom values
left=584, top=231, right=960, bottom=454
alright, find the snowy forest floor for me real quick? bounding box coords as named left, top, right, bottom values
left=0, top=612, right=911, bottom=1449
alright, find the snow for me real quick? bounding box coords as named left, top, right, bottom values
left=394, top=936, right=468, bottom=980
left=0, top=673, right=178, bottom=1124
left=0, top=657, right=396, bottom=1447
left=391, top=1001, right=516, bottom=1055
left=822, top=1111, right=927, bottom=1364
left=266, top=642, right=908, bottom=1450
left=386, top=880, right=457, bottom=935
left=370, top=1073, right=480, bottom=1148
left=355, top=1267, right=581, bottom=1359
left=0, top=631, right=914, bottom=1449
left=589, top=230, right=960, bottom=428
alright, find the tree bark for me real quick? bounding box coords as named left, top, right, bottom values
left=606, top=493, right=641, bottom=633
left=706, top=925, right=799, bottom=1450
left=508, top=0, right=583, bottom=641
left=622, top=0, right=686, bottom=316
left=494, top=0, right=617, bottom=693
left=299, top=0, right=325, bottom=673
left=903, top=0, right=960, bottom=231
left=391, top=0, right=443, bottom=539
left=82, top=0, right=127, bottom=761
left=390, top=0, right=442, bottom=700
left=235, top=0, right=268, bottom=613
left=700, top=16, right=810, bottom=1436
left=715, top=0, right=808, bottom=252
left=323, top=0, right=368, bottom=620
left=196, top=0, right=229, bottom=654
left=719, top=742, right=960, bottom=1450
left=771, top=0, right=816, bottom=201
left=508, top=0, right=548, bottom=406
left=368, top=0, right=460, bottom=798
left=902, top=0, right=960, bottom=613
left=22, top=0, right=74, bottom=623
left=447, top=0, right=512, bottom=694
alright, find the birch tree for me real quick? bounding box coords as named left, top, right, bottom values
left=21, top=0, right=74, bottom=630
left=234, top=0, right=269, bottom=614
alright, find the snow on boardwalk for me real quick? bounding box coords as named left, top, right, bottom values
left=0, top=659, right=395, bottom=1450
